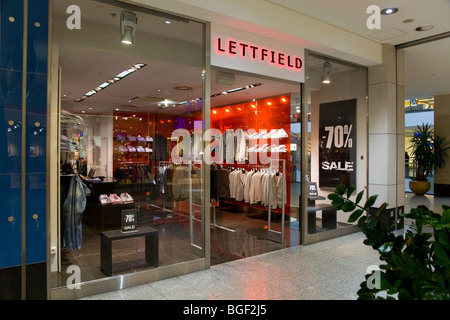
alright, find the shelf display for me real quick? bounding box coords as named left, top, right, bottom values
left=210, top=94, right=292, bottom=208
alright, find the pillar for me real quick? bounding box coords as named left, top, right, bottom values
left=368, top=44, right=405, bottom=218
left=434, top=93, right=450, bottom=196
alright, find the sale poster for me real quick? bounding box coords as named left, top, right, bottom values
left=319, top=99, right=356, bottom=188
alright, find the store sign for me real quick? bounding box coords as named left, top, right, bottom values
left=211, top=25, right=304, bottom=83
left=308, top=182, right=318, bottom=197
left=319, top=99, right=357, bottom=188
left=122, top=208, right=138, bottom=233
left=215, top=37, right=303, bottom=71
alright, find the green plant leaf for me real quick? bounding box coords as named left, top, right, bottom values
left=346, top=185, right=355, bottom=198
left=355, top=190, right=364, bottom=205
left=378, top=242, right=394, bottom=254
left=437, top=230, right=450, bottom=250
left=363, top=195, right=378, bottom=210
left=434, top=245, right=450, bottom=267
left=331, top=197, right=345, bottom=208
left=341, top=201, right=356, bottom=212
left=348, top=209, right=364, bottom=223
left=374, top=202, right=388, bottom=217
left=336, top=184, right=346, bottom=196
left=440, top=209, right=450, bottom=225
left=327, top=193, right=339, bottom=201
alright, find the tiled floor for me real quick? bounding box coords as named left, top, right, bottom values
left=80, top=193, right=449, bottom=300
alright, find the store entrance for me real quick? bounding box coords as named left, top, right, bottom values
left=208, top=67, right=302, bottom=265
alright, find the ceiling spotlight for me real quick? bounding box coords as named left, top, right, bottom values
left=381, top=7, right=399, bottom=15
left=322, top=61, right=331, bottom=84
left=416, top=25, right=434, bottom=32
left=121, top=11, right=137, bottom=45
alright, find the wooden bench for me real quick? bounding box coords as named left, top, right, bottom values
left=100, top=226, right=159, bottom=276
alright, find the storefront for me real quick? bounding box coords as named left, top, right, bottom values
left=0, top=0, right=369, bottom=300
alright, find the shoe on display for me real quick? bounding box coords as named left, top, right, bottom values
left=145, top=147, right=153, bottom=152
left=127, top=146, right=136, bottom=152
left=136, top=146, right=145, bottom=152
left=120, top=192, right=134, bottom=204
left=137, top=136, right=146, bottom=142
left=127, top=135, right=136, bottom=141
left=116, top=134, right=126, bottom=141
left=99, top=194, right=112, bottom=205
left=119, top=146, right=128, bottom=152
left=145, top=136, right=153, bottom=142
left=277, top=129, right=288, bottom=138
left=109, top=193, right=123, bottom=205
left=256, top=130, right=267, bottom=139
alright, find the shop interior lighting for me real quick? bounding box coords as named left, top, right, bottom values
left=322, top=61, right=332, bottom=84
left=120, top=11, right=137, bottom=45
left=381, top=7, right=399, bottom=15
left=211, top=82, right=263, bottom=98
left=75, top=63, right=146, bottom=102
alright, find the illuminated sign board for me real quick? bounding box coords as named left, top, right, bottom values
left=211, top=25, right=305, bottom=83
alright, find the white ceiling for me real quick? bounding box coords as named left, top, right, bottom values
left=266, top=0, right=450, bottom=99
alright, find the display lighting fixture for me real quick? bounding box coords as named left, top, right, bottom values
left=211, top=82, right=263, bottom=98
left=322, top=61, right=332, bottom=84
left=75, top=63, right=146, bottom=102
left=381, top=7, right=399, bottom=15
left=120, top=11, right=137, bottom=45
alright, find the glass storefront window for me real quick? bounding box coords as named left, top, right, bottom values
left=208, top=68, right=302, bottom=259
left=303, top=51, right=368, bottom=240
left=50, top=0, right=205, bottom=289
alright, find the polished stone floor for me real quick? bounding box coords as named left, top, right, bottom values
left=80, top=194, right=449, bottom=300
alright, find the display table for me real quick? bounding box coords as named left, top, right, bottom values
left=299, top=195, right=337, bottom=233
left=100, top=226, right=159, bottom=276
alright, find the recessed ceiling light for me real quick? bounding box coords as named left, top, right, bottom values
left=381, top=7, right=399, bottom=15
left=165, top=20, right=171, bottom=24
left=416, top=25, right=434, bottom=31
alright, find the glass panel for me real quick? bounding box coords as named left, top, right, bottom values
left=304, top=51, right=368, bottom=237
left=51, top=0, right=204, bottom=287
left=209, top=68, right=301, bottom=263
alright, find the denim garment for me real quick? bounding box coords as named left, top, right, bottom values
left=62, top=175, right=91, bottom=251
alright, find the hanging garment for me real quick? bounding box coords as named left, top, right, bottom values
left=62, top=175, right=91, bottom=251
left=224, top=129, right=235, bottom=164
left=243, top=169, right=254, bottom=203
left=153, top=134, right=168, bottom=161
left=234, top=129, right=247, bottom=162
left=228, top=169, right=239, bottom=199
left=234, top=170, right=246, bottom=202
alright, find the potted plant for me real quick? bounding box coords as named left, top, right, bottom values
left=409, top=123, right=449, bottom=195
left=328, top=184, right=450, bottom=300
